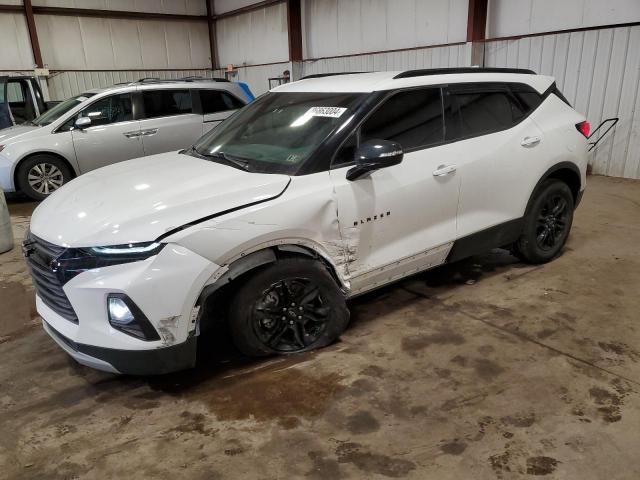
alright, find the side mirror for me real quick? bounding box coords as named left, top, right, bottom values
left=346, top=139, right=404, bottom=181
left=74, top=117, right=91, bottom=130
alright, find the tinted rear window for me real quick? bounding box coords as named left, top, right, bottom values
left=200, top=90, right=244, bottom=114
left=142, top=90, right=192, bottom=118
left=444, top=84, right=534, bottom=141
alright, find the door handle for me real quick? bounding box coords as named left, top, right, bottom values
left=141, top=128, right=159, bottom=137
left=521, top=136, right=541, bottom=147
left=123, top=131, right=141, bottom=139
left=433, top=164, right=457, bottom=176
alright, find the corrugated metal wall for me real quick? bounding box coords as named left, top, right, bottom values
left=485, top=25, right=640, bottom=179
left=302, top=0, right=468, bottom=58
left=487, top=0, right=640, bottom=38
left=35, top=16, right=210, bottom=70
left=0, top=11, right=34, bottom=70
left=215, top=2, right=288, bottom=67
left=301, top=43, right=470, bottom=76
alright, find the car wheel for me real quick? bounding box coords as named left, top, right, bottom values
left=513, top=179, right=574, bottom=264
left=16, top=155, right=72, bottom=201
left=228, top=257, right=350, bottom=357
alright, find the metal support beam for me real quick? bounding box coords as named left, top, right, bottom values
left=0, top=5, right=22, bottom=13
left=467, top=0, right=488, bottom=42
left=23, top=0, right=43, bottom=68
left=466, top=0, right=488, bottom=66
left=205, top=0, right=217, bottom=69
left=286, top=0, right=303, bottom=62
left=30, top=6, right=206, bottom=22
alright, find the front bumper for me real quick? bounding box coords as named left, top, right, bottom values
left=30, top=240, right=220, bottom=374
left=44, top=320, right=197, bottom=375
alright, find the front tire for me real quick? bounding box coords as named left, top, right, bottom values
left=228, top=257, right=349, bottom=357
left=16, top=154, right=72, bottom=201
left=513, top=179, right=574, bottom=264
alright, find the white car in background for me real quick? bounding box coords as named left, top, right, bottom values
left=0, top=78, right=252, bottom=200
left=24, top=68, right=589, bottom=375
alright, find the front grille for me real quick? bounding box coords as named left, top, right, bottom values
left=24, top=232, right=78, bottom=324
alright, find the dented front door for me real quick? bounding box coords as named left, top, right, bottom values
left=330, top=144, right=460, bottom=296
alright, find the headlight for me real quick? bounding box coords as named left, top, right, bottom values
left=107, top=293, right=160, bottom=341
left=89, top=242, right=164, bottom=257
left=53, top=242, right=165, bottom=284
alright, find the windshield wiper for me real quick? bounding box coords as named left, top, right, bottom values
left=192, top=147, right=251, bottom=172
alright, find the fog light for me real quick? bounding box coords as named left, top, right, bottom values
left=108, top=297, right=135, bottom=325
left=107, top=294, right=160, bottom=341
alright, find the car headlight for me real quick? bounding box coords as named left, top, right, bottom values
left=54, top=242, right=165, bottom=284
left=89, top=241, right=164, bottom=257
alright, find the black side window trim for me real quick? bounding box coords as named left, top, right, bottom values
left=330, top=85, right=447, bottom=169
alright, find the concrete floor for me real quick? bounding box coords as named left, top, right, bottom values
left=0, top=175, right=639, bottom=479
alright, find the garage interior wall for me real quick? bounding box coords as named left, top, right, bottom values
left=0, top=0, right=639, bottom=178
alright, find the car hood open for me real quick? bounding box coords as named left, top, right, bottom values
left=30, top=151, right=291, bottom=247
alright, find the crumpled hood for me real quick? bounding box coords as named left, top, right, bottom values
left=0, top=124, right=40, bottom=143
left=30, top=151, right=290, bottom=247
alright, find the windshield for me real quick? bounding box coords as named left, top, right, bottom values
left=191, top=91, right=365, bottom=174
left=33, top=93, right=95, bottom=126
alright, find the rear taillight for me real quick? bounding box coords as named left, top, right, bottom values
left=576, top=121, right=590, bottom=138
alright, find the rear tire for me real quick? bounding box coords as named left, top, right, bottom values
left=513, top=179, right=574, bottom=264
left=228, top=257, right=349, bottom=357
left=16, top=154, right=72, bottom=201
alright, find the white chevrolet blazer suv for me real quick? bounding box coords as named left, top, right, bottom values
left=24, top=68, right=589, bottom=375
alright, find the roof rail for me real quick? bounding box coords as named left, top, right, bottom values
left=393, top=67, right=536, bottom=79
left=137, top=77, right=162, bottom=83
left=177, top=76, right=230, bottom=82
left=300, top=72, right=369, bottom=80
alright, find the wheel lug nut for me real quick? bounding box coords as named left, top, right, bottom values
left=289, top=320, right=294, bottom=325
left=298, top=316, right=302, bottom=320
left=291, top=303, right=295, bottom=306
left=281, top=316, right=286, bottom=320
left=299, top=306, right=303, bottom=311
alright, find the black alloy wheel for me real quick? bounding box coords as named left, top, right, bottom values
left=513, top=179, right=575, bottom=264
left=252, top=278, right=330, bottom=352
left=535, top=193, right=570, bottom=251
left=228, top=257, right=349, bottom=357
